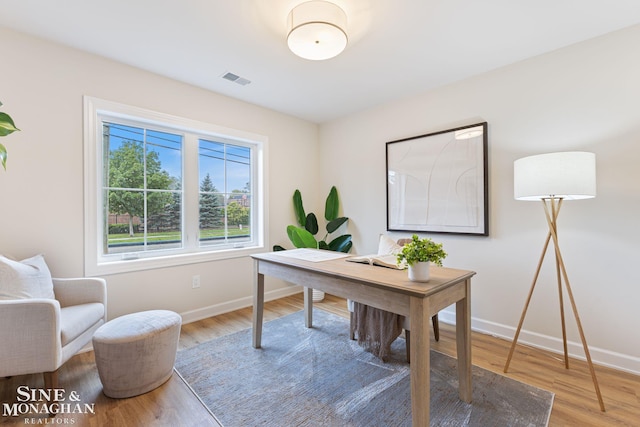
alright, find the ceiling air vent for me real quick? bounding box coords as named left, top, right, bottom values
left=222, top=72, right=251, bottom=86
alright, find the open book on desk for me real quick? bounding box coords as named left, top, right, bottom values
left=345, top=254, right=406, bottom=270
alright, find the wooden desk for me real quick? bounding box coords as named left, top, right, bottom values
left=251, top=250, right=475, bottom=426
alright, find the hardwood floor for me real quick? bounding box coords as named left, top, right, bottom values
left=1, top=293, right=638, bottom=426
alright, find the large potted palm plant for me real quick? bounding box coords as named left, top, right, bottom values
left=274, top=186, right=352, bottom=301
left=0, top=100, right=20, bottom=170
left=274, top=186, right=352, bottom=253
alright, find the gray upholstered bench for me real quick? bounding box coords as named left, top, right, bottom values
left=92, top=309, right=182, bottom=398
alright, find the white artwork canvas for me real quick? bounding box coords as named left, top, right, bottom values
left=386, top=123, right=488, bottom=235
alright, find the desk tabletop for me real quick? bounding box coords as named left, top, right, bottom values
left=252, top=249, right=476, bottom=298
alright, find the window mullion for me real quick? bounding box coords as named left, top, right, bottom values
left=223, top=143, right=229, bottom=243
left=143, top=128, right=148, bottom=249
left=183, top=134, right=199, bottom=249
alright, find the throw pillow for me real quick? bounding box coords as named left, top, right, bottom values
left=0, top=254, right=55, bottom=300
left=377, top=234, right=403, bottom=255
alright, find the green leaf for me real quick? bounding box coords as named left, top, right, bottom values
left=292, top=190, right=306, bottom=227
left=324, top=186, right=339, bottom=221
left=273, top=245, right=286, bottom=251
left=287, top=225, right=318, bottom=248
left=327, top=234, right=352, bottom=252
left=0, top=112, right=19, bottom=137
left=317, top=240, right=329, bottom=250
left=0, top=142, right=6, bottom=170
left=305, top=213, right=318, bottom=235
left=326, top=216, right=348, bottom=234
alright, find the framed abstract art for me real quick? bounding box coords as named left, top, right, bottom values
left=386, top=122, right=488, bottom=236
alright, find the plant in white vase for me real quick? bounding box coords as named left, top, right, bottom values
left=396, top=234, right=447, bottom=282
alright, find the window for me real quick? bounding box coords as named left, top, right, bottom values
left=103, top=123, right=183, bottom=255
left=84, top=97, right=267, bottom=275
left=198, top=139, right=252, bottom=247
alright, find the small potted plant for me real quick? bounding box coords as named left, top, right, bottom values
left=396, top=234, right=447, bottom=282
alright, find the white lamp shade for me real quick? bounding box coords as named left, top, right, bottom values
left=287, top=1, right=348, bottom=61
left=514, top=151, right=596, bottom=200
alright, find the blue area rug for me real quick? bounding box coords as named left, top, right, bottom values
left=175, top=310, right=553, bottom=426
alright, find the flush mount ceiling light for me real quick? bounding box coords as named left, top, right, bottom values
left=287, top=1, right=348, bottom=61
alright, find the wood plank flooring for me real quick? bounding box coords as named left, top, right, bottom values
left=1, top=293, right=638, bottom=426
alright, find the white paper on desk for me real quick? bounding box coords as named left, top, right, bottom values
left=275, top=248, right=350, bottom=262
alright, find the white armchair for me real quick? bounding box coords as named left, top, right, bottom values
left=0, top=277, right=107, bottom=389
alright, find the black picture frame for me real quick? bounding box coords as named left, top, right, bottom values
left=386, top=122, right=489, bottom=236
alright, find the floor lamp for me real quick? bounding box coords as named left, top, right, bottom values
left=503, top=151, right=605, bottom=412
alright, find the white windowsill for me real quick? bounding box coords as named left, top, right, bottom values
left=86, top=245, right=267, bottom=276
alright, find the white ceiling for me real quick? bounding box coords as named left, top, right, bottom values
left=2, top=1, right=640, bottom=123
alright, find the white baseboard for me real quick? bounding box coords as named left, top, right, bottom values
left=180, top=286, right=302, bottom=325
left=437, top=310, right=640, bottom=376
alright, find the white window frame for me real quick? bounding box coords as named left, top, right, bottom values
left=83, top=96, right=268, bottom=276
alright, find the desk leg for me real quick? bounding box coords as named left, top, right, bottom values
left=456, top=278, right=472, bottom=403
left=410, top=296, right=431, bottom=426
left=252, top=260, right=264, bottom=348
left=303, top=287, right=313, bottom=328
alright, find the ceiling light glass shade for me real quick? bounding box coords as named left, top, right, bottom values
left=287, top=1, right=348, bottom=61
left=514, top=151, right=596, bottom=201
left=454, top=126, right=484, bottom=140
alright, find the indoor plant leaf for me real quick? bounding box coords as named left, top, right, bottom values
left=326, top=216, right=348, bottom=234
left=287, top=225, right=318, bottom=248
left=324, top=186, right=339, bottom=221
left=0, top=112, right=19, bottom=137
left=0, top=142, right=6, bottom=170
left=327, top=234, right=352, bottom=252
left=305, top=213, right=319, bottom=235
left=293, top=189, right=306, bottom=227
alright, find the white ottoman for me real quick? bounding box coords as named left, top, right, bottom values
left=92, top=310, right=182, bottom=398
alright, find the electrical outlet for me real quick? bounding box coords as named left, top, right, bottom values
left=192, top=275, right=201, bottom=289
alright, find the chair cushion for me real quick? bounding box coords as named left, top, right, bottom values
left=377, top=234, right=403, bottom=256
left=60, top=303, right=105, bottom=346
left=0, top=254, right=55, bottom=300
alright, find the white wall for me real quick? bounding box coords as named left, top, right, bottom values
left=319, top=24, right=640, bottom=374
left=2, top=23, right=638, bottom=374
left=0, top=27, right=318, bottom=320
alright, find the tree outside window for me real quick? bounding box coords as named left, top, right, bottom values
left=104, top=123, right=182, bottom=252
